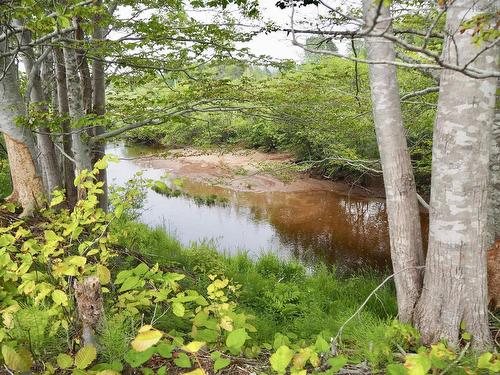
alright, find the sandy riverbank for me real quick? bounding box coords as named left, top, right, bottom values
left=132, top=147, right=385, bottom=197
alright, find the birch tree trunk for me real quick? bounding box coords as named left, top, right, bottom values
left=16, top=28, right=61, bottom=194
left=0, top=41, right=44, bottom=216
left=91, top=0, right=108, bottom=210
left=62, top=38, right=92, bottom=173
left=54, top=48, right=78, bottom=208
left=362, top=0, right=424, bottom=323
left=414, top=0, right=498, bottom=349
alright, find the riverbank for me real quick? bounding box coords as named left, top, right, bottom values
left=124, top=145, right=386, bottom=198
left=1, top=183, right=497, bottom=374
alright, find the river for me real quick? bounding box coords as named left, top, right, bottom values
left=106, top=143, right=415, bottom=272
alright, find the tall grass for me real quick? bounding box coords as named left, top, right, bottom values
left=111, top=219, right=398, bottom=365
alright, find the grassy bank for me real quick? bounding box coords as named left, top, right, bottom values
left=1, top=169, right=497, bottom=374
left=112, top=219, right=399, bottom=366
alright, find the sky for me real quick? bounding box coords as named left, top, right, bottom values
left=242, top=0, right=321, bottom=60
left=115, top=0, right=344, bottom=62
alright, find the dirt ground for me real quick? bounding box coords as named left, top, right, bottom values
left=135, top=148, right=384, bottom=197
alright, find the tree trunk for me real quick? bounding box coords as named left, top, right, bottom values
left=54, top=47, right=78, bottom=209
left=414, top=0, right=498, bottom=349
left=62, top=38, right=92, bottom=173
left=0, top=40, right=44, bottom=216
left=75, top=20, right=93, bottom=115
left=362, top=0, right=424, bottom=323
left=91, top=0, right=108, bottom=211
left=16, top=27, right=61, bottom=194
left=488, top=80, right=500, bottom=243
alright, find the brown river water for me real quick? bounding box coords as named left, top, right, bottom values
left=107, top=143, right=427, bottom=272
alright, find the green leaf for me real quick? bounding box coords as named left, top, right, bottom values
left=52, top=289, right=69, bottom=306
left=131, top=329, right=163, bottom=352
left=2, top=345, right=32, bottom=372
left=114, top=204, right=124, bottom=218
left=174, top=352, right=192, bottom=368
left=56, top=353, right=74, bottom=369
left=119, top=276, right=141, bottom=292
left=314, top=335, right=330, bottom=353
left=172, top=302, right=185, bottom=317
left=226, top=328, right=249, bottom=353
left=124, top=347, right=156, bottom=368
left=157, top=342, right=174, bottom=358
left=214, top=357, right=231, bottom=372
left=387, top=363, right=406, bottom=375
left=74, top=346, right=97, bottom=369
left=327, top=355, right=347, bottom=373
left=50, top=194, right=65, bottom=207
left=270, top=345, right=294, bottom=373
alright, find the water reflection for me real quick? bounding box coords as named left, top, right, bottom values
left=107, top=143, right=397, bottom=271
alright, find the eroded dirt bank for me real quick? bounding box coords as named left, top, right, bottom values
left=131, top=147, right=385, bottom=197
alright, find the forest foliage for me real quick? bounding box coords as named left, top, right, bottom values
left=114, top=57, right=436, bottom=191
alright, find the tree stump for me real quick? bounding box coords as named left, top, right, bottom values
left=74, top=276, right=104, bottom=347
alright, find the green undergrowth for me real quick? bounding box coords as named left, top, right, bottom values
left=1, top=162, right=499, bottom=374
left=0, top=157, right=11, bottom=199
left=112, top=219, right=396, bottom=364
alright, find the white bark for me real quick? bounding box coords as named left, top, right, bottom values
left=488, top=81, right=500, bottom=243
left=362, top=0, right=424, bottom=323
left=414, top=0, right=498, bottom=349
left=16, top=27, right=61, bottom=194
left=62, top=38, right=92, bottom=173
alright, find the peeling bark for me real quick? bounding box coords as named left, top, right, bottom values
left=362, top=0, right=424, bottom=323
left=414, top=0, right=497, bottom=349
left=0, top=38, right=45, bottom=216
left=3, top=135, right=45, bottom=216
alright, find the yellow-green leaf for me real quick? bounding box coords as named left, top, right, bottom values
left=2, top=345, right=32, bottom=372
left=172, top=302, right=185, bottom=317
left=94, top=159, right=108, bottom=170
left=184, top=369, right=205, bottom=375
left=270, top=345, right=294, bottom=374
left=56, top=353, right=74, bottom=369
left=50, top=194, right=65, bottom=207
left=96, top=265, right=111, bottom=284
left=52, top=290, right=68, bottom=306
left=131, top=329, right=163, bottom=352
left=74, top=346, right=97, bottom=369
left=182, top=341, right=206, bottom=353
